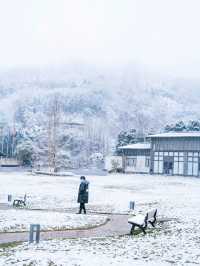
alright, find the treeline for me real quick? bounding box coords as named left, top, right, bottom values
left=116, top=120, right=200, bottom=152
left=164, top=120, right=200, bottom=132
left=0, top=65, right=200, bottom=169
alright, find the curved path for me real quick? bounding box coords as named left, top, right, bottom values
left=0, top=213, right=131, bottom=244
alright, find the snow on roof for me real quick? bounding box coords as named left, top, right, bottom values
left=118, top=143, right=151, bottom=150
left=149, top=132, right=200, bottom=138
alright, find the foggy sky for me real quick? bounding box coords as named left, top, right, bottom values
left=0, top=0, right=200, bottom=78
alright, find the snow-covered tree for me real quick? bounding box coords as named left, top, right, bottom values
left=164, top=121, right=186, bottom=132
left=116, top=129, right=140, bottom=149
left=0, top=63, right=200, bottom=169
left=187, top=120, right=200, bottom=131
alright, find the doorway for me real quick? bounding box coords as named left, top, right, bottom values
left=163, top=156, right=174, bottom=175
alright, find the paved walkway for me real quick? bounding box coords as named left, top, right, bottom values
left=0, top=214, right=131, bottom=244
left=0, top=204, right=174, bottom=244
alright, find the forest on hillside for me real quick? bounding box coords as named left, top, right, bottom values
left=0, top=64, right=200, bottom=170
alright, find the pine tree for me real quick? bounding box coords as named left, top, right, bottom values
left=174, top=121, right=186, bottom=132
left=116, top=129, right=138, bottom=148
left=187, top=120, right=200, bottom=131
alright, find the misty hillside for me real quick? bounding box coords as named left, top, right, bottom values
left=0, top=66, right=200, bottom=168
left=0, top=64, right=199, bottom=135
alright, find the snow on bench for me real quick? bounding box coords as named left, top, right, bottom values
left=128, top=209, right=157, bottom=235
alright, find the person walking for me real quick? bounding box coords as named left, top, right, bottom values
left=77, top=176, right=89, bottom=214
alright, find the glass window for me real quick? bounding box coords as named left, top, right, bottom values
left=154, top=156, right=159, bottom=161
left=159, top=161, right=163, bottom=174
left=194, top=152, right=198, bottom=157
left=154, top=161, right=159, bottom=173
left=188, top=162, right=193, bottom=175
left=174, top=162, right=179, bottom=175
left=179, top=152, right=184, bottom=157
left=126, top=158, right=130, bottom=167
left=179, top=162, right=184, bottom=175
left=188, top=157, right=193, bottom=162
left=188, top=152, right=193, bottom=157
left=159, top=152, right=163, bottom=156
left=145, top=157, right=150, bottom=167
left=174, top=157, right=179, bottom=162
left=126, top=158, right=136, bottom=167
left=193, top=163, right=198, bottom=176
left=169, top=152, right=173, bottom=156
left=179, top=156, right=184, bottom=162
left=155, top=152, right=158, bottom=156
left=174, top=152, right=178, bottom=156
left=164, top=152, right=168, bottom=156
left=194, top=157, right=198, bottom=162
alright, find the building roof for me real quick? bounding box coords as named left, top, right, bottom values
left=118, top=143, right=151, bottom=150
left=149, top=132, right=200, bottom=138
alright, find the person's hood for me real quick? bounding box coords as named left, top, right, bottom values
left=81, top=180, right=89, bottom=185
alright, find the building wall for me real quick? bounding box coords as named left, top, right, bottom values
left=151, top=137, right=200, bottom=176
left=124, top=155, right=150, bottom=173
left=123, top=149, right=150, bottom=156
left=153, top=151, right=184, bottom=175
left=151, top=137, right=200, bottom=151
left=114, top=137, right=200, bottom=176
left=0, top=158, right=21, bottom=166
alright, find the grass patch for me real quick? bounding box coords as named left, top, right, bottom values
left=0, top=241, right=22, bottom=249
left=130, top=227, right=162, bottom=236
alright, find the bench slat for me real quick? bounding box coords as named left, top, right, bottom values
left=128, top=215, right=145, bottom=226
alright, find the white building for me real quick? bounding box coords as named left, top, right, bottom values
left=118, top=143, right=151, bottom=173
left=149, top=132, right=200, bottom=176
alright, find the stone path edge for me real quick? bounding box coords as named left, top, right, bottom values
left=0, top=214, right=130, bottom=245
left=0, top=217, right=111, bottom=234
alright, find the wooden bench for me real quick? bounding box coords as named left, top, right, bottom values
left=13, top=194, right=27, bottom=207
left=128, top=209, right=157, bottom=235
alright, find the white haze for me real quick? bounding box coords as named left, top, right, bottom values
left=0, top=0, right=200, bottom=79
left=0, top=0, right=200, bottom=155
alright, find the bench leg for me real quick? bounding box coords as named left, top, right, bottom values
left=138, top=225, right=146, bottom=235
left=130, top=224, right=135, bottom=234
left=130, top=224, right=146, bottom=235
left=13, top=200, right=22, bottom=207
left=149, top=221, right=155, bottom=227
left=19, top=201, right=24, bottom=207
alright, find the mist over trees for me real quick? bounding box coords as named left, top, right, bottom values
left=0, top=64, right=200, bottom=169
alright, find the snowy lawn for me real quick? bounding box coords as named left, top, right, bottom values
left=0, top=209, right=107, bottom=232
left=0, top=237, right=171, bottom=266
left=1, top=171, right=200, bottom=265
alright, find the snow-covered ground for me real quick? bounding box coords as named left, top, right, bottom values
left=0, top=209, right=107, bottom=232
left=0, top=171, right=200, bottom=265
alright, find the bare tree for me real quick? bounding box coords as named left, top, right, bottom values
left=48, top=95, right=61, bottom=172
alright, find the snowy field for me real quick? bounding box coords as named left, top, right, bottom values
left=0, top=209, right=107, bottom=232
left=0, top=171, right=200, bottom=265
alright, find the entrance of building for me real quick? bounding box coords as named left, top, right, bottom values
left=163, top=156, right=174, bottom=175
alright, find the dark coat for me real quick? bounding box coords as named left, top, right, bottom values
left=77, top=180, right=89, bottom=203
